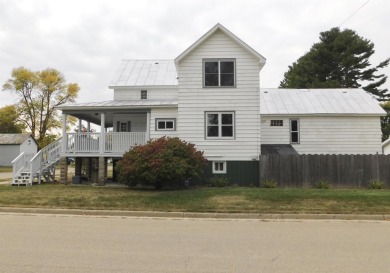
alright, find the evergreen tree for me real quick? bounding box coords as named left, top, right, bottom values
left=280, top=27, right=390, bottom=101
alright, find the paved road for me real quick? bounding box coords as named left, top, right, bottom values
left=0, top=214, right=389, bottom=273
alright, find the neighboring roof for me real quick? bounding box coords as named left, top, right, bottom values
left=109, top=60, right=178, bottom=87
left=57, top=100, right=178, bottom=111
left=261, top=144, right=299, bottom=155
left=174, top=23, right=266, bottom=65
left=382, top=138, right=390, bottom=148
left=260, top=88, right=386, bottom=116
left=0, top=134, right=32, bottom=145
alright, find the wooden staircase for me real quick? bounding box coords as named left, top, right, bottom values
left=11, top=138, right=62, bottom=186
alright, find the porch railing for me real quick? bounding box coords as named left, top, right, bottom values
left=65, top=132, right=147, bottom=154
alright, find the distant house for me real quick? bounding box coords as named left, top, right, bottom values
left=382, top=138, right=390, bottom=154
left=260, top=89, right=385, bottom=155
left=0, top=134, right=38, bottom=166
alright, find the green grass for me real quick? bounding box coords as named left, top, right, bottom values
left=0, top=166, right=12, bottom=173
left=0, top=184, right=389, bottom=214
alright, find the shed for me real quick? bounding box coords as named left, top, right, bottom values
left=0, top=134, right=38, bottom=166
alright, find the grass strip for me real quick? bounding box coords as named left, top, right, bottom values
left=0, top=184, right=389, bottom=214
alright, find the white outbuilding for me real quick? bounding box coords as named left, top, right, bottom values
left=0, top=134, right=38, bottom=166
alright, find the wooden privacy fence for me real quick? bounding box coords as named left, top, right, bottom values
left=259, top=154, right=390, bottom=188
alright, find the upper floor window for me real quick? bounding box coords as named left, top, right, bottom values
left=205, top=112, right=235, bottom=139
left=271, top=120, right=283, bottom=126
left=290, top=119, right=299, bottom=144
left=203, top=59, right=235, bottom=87
left=141, top=90, right=147, bottom=99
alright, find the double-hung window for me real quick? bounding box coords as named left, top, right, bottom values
left=204, top=59, right=235, bottom=87
left=205, top=112, right=234, bottom=139
left=290, top=119, right=299, bottom=144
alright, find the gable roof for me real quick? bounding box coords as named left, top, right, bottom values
left=260, top=88, right=386, bottom=116
left=0, top=134, right=33, bottom=145
left=109, top=59, right=178, bottom=87
left=174, top=23, right=266, bottom=64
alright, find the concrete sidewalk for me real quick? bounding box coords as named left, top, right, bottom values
left=0, top=207, right=389, bottom=221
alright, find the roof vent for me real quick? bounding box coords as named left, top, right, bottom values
left=263, top=90, right=268, bottom=93
left=342, top=90, right=347, bottom=93
left=155, top=62, right=159, bottom=65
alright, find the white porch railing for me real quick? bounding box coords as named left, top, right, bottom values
left=11, top=152, right=34, bottom=181
left=65, top=132, right=147, bottom=154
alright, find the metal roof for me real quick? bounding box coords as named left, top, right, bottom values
left=109, top=60, right=178, bottom=87
left=260, top=88, right=386, bottom=116
left=0, top=134, right=32, bottom=145
left=261, top=144, right=298, bottom=155
left=58, top=100, right=178, bottom=111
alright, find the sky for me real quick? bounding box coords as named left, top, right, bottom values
left=0, top=0, right=389, bottom=108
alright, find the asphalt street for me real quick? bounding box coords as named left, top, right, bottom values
left=0, top=214, right=389, bottom=273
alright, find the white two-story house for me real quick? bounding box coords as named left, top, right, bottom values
left=11, top=23, right=385, bottom=186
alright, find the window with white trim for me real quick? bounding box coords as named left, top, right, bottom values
left=212, top=161, right=226, bottom=174
left=290, top=119, right=300, bottom=144
left=204, top=59, right=235, bottom=87
left=205, top=112, right=234, bottom=139
left=156, top=119, right=176, bottom=131
left=141, top=90, right=147, bottom=99
left=270, top=120, right=283, bottom=126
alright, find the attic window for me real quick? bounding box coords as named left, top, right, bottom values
left=141, top=90, right=147, bottom=99
left=203, top=59, right=235, bottom=87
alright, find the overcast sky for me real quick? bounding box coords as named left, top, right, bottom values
left=1, top=0, right=389, bottom=108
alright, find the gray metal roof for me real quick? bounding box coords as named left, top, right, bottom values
left=261, top=144, right=298, bottom=155
left=0, top=134, right=31, bottom=145
left=58, top=100, right=178, bottom=111
left=260, top=88, right=386, bottom=116
left=109, top=60, right=178, bottom=87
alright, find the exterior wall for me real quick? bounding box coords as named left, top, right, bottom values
left=113, top=87, right=178, bottom=101
left=113, top=113, right=147, bottom=132
left=20, top=136, right=38, bottom=154
left=261, top=115, right=382, bottom=154
left=177, top=29, right=261, bottom=161
left=0, top=145, right=19, bottom=166
left=150, top=107, right=178, bottom=138
left=383, top=141, right=390, bottom=154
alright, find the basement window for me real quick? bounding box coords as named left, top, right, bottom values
left=212, top=161, right=227, bottom=174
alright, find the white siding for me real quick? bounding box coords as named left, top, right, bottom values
left=177, top=29, right=261, bottom=161
left=114, top=87, right=178, bottom=101
left=113, top=114, right=147, bottom=132
left=20, top=137, right=38, bottom=154
left=261, top=115, right=382, bottom=154
left=0, top=145, right=19, bottom=166
left=150, top=108, right=178, bottom=138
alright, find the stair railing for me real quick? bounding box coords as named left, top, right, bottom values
left=11, top=152, right=34, bottom=182
left=29, top=138, right=63, bottom=184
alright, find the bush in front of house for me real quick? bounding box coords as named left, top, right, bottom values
left=368, top=179, right=385, bottom=189
left=208, top=176, right=230, bottom=187
left=116, top=137, right=207, bottom=189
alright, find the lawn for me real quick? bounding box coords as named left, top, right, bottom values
left=0, top=184, right=389, bottom=214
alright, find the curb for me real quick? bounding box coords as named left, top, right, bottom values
left=0, top=207, right=389, bottom=221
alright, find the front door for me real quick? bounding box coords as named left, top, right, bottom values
left=118, top=121, right=131, bottom=132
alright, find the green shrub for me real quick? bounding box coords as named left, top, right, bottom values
left=116, top=137, right=207, bottom=189
left=315, top=179, right=332, bottom=189
left=262, top=179, right=277, bottom=188
left=208, top=176, right=230, bottom=187
left=368, top=180, right=385, bottom=189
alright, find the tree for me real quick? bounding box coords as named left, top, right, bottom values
left=280, top=27, right=390, bottom=101
left=116, top=137, right=207, bottom=189
left=2, top=67, right=79, bottom=148
left=0, top=105, right=25, bottom=133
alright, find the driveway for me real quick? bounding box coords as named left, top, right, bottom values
left=0, top=214, right=389, bottom=273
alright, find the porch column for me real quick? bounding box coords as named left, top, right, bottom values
left=61, top=113, right=67, bottom=154
left=98, top=156, right=105, bottom=186
left=146, top=112, right=151, bottom=143
left=99, top=113, right=105, bottom=154
left=87, top=121, right=91, bottom=132
left=59, top=157, right=68, bottom=184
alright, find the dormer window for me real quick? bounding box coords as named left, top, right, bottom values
left=141, top=90, right=147, bottom=99
left=203, top=59, right=235, bottom=87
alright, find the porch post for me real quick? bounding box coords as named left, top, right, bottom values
left=78, top=118, right=82, bottom=132
left=87, top=121, right=91, bottom=132
left=146, top=112, right=151, bottom=143
left=61, top=113, right=67, bottom=154
left=100, top=113, right=105, bottom=154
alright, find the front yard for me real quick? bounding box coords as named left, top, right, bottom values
left=0, top=184, right=389, bottom=214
